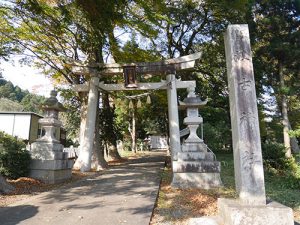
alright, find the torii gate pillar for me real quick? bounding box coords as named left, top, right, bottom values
left=166, top=74, right=181, bottom=162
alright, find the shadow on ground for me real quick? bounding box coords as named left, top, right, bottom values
left=0, top=205, right=38, bottom=225
left=0, top=151, right=166, bottom=225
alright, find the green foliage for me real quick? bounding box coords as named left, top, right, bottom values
left=203, top=122, right=231, bottom=151
left=0, top=78, right=45, bottom=114
left=218, top=152, right=300, bottom=209
left=57, top=88, right=81, bottom=141
left=0, top=132, right=31, bottom=179
left=0, top=98, right=24, bottom=111
left=251, top=0, right=300, bottom=140
left=262, top=142, right=300, bottom=176
left=289, top=128, right=300, bottom=138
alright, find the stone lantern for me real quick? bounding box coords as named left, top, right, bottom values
left=172, top=86, right=222, bottom=189
left=29, top=90, right=74, bottom=184
left=179, top=86, right=207, bottom=145
left=38, top=90, right=65, bottom=143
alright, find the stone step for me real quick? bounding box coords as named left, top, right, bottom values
left=177, top=152, right=215, bottom=161
left=173, top=161, right=221, bottom=173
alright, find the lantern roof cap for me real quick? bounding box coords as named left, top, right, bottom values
left=41, top=90, right=66, bottom=112
left=178, top=96, right=207, bottom=110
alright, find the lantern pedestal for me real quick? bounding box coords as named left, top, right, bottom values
left=29, top=90, right=74, bottom=184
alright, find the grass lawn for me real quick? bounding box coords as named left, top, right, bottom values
left=151, top=151, right=300, bottom=224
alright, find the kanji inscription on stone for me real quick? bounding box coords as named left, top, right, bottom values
left=225, top=24, right=266, bottom=205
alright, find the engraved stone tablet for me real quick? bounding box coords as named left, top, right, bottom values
left=225, top=24, right=266, bottom=205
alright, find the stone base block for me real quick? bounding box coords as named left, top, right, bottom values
left=173, top=161, right=220, bottom=173
left=30, top=168, right=72, bottom=184
left=30, top=159, right=74, bottom=170
left=218, top=198, right=294, bottom=225
left=30, top=159, right=74, bottom=184
left=177, top=152, right=215, bottom=161
left=30, top=142, right=65, bottom=160
left=172, top=172, right=222, bottom=189
left=182, top=143, right=207, bottom=152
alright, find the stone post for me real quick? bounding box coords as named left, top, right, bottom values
left=166, top=74, right=181, bottom=162
left=80, top=76, right=99, bottom=172
left=225, top=24, right=266, bottom=205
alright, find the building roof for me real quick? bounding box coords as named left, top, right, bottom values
left=0, top=111, right=43, bottom=118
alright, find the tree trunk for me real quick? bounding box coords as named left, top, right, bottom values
left=103, top=93, right=122, bottom=161
left=73, top=94, right=88, bottom=170
left=91, top=93, right=108, bottom=170
left=0, top=174, right=15, bottom=194
left=289, top=123, right=300, bottom=154
left=131, top=104, right=137, bottom=153
left=279, top=64, right=292, bottom=158
left=107, top=141, right=122, bottom=161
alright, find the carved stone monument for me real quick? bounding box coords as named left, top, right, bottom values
left=29, top=90, right=74, bottom=184
left=215, top=24, right=293, bottom=225
left=172, top=86, right=222, bottom=189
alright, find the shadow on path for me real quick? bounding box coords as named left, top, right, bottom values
left=0, top=205, right=38, bottom=225
left=0, top=151, right=166, bottom=225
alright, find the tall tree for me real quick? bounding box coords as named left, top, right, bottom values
left=251, top=0, right=300, bottom=156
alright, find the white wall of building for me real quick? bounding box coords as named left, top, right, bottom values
left=0, top=114, right=31, bottom=140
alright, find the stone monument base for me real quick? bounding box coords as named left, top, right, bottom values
left=30, top=159, right=74, bottom=184
left=172, top=172, right=222, bottom=189
left=171, top=142, right=222, bottom=189
left=217, top=198, right=294, bottom=225
left=188, top=199, right=294, bottom=225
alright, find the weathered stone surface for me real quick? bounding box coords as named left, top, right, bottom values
left=30, top=142, right=67, bottom=160
left=172, top=85, right=222, bottom=189
left=225, top=24, right=266, bottom=205
left=177, top=152, right=215, bottom=161
left=183, top=117, right=203, bottom=124
left=172, top=173, right=222, bottom=189
left=167, top=74, right=181, bottom=161
left=29, top=90, right=73, bottom=184
left=218, top=198, right=294, bottom=225
left=30, top=168, right=73, bottom=184
left=181, top=143, right=207, bottom=152
left=173, top=161, right=220, bottom=173
left=188, top=217, right=222, bottom=225
left=30, top=159, right=74, bottom=170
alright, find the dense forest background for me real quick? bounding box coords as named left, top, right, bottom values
left=0, top=0, right=299, bottom=166
left=0, top=79, right=45, bottom=113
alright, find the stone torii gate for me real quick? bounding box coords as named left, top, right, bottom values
left=71, top=53, right=201, bottom=172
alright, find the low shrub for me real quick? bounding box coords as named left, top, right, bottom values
left=203, top=122, right=232, bottom=151
left=0, top=131, right=31, bottom=179
left=262, top=142, right=296, bottom=172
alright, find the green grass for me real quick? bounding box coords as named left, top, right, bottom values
left=216, top=151, right=300, bottom=211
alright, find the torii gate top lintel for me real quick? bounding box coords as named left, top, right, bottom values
left=71, top=52, right=202, bottom=76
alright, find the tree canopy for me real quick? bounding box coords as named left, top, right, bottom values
left=0, top=0, right=299, bottom=162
